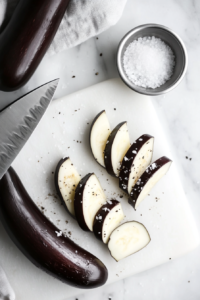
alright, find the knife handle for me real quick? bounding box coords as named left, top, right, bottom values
left=0, top=0, right=70, bottom=92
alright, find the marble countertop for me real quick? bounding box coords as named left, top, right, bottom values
left=1, top=0, right=200, bottom=299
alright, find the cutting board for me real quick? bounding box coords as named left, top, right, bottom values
left=0, top=79, right=199, bottom=300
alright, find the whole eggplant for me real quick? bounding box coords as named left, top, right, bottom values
left=0, top=167, right=108, bottom=288
left=0, top=0, right=70, bottom=91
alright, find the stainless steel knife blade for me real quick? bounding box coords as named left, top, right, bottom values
left=0, top=79, right=59, bottom=179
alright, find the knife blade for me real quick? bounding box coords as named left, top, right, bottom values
left=0, top=79, right=59, bottom=179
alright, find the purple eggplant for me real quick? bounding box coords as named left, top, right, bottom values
left=0, top=0, right=70, bottom=91
left=0, top=167, right=108, bottom=288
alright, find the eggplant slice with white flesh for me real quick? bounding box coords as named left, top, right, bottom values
left=129, top=156, right=172, bottom=210
left=90, top=110, right=111, bottom=167
left=119, top=134, right=154, bottom=194
left=55, top=157, right=81, bottom=218
left=104, top=122, right=130, bottom=177
left=108, top=221, right=151, bottom=261
left=93, top=200, right=124, bottom=244
left=74, top=173, right=106, bottom=231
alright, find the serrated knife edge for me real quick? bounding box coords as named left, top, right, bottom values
left=0, top=79, right=59, bottom=179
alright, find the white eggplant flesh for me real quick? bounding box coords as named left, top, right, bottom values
left=112, top=123, right=130, bottom=177
left=83, top=174, right=106, bottom=231
left=136, top=161, right=171, bottom=208
left=129, top=156, right=172, bottom=210
left=108, top=221, right=151, bottom=261
left=102, top=203, right=124, bottom=243
left=104, top=122, right=130, bottom=177
left=57, top=158, right=80, bottom=216
left=128, top=137, right=154, bottom=194
left=90, top=110, right=111, bottom=167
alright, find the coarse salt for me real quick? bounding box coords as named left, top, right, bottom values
left=151, top=163, right=157, bottom=170
left=55, top=230, right=62, bottom=237
left=123, top=36, right=175, bottom=89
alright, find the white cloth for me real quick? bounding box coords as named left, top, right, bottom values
left=0, top=0, right=127, bottom=56
left=0, top=0, right=6, bottom=27
left=0, top=266, right=15, bottom=300
left=0, top=0, right=127, bottom=297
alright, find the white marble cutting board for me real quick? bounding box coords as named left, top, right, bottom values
left=0, top=78, right=199, bottom=300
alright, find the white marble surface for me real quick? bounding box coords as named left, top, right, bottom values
left=1, top=0, right=200, bottom=299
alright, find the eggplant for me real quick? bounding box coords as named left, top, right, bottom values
left=55, top=157, right=81, bottom=218
left=129, top=156, right=172, bottom=209
left=93, top=200, right=124, bottom=244
left=0, top=0, right=70, bottom=91
left=74, top=173, right=106, bottom=232
left=0, top=167, right=108, bottom=288
left=108, top=221, right=151, bottom=261
left=119, top=134, right=154, bottom=194
left=90, top=110, right=111, bottom=168
left=104, top=122, right=130, bottom=177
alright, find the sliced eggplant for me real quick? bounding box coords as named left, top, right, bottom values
left=108, top=221, right=151, bottom=261
left=104, top=122, right=130, bottom=177
left=0, top=167, right=108, bottom=288
left=55, top=157, right=81, bottom=218
left=90, top=110, right=111, bottom=168
left=93, top=200, right=124, bottom=244
left=119, top=134, right=154, bottom=194
left=74, top=173, right=106, bottom=232
left=129, top=156, right=172, bottom=209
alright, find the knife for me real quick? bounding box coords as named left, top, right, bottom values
left=0, top=79, right=59, bottom=179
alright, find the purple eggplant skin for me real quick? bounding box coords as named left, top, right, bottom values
left=128, top=156, right=172, bottom=210
left=93, top=200, right=120, bottom=242
left=0, top=0, right=70, bottom=92
left=119, top=134, right=154, bottom=194
left=0, top=167, right=108, bottom=289
left=89, top=110, right=106, bottom=168
left=104, top=121, right=126, bottom=178
left=74, top=173, right=94, bottom=232
left=54, top=157, right=75, bottom=219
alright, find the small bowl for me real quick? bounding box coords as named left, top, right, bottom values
left=117, top=24, right=188, bottom=96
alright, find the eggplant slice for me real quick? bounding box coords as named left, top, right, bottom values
left=90, top=110, right=111, bottom=167
left=108, top=221, right=151, bottom=261
left=93, top=200, right=124, bottom=244
left=74, top=173, right=106, bottom=231
left=129, top=156, right=172, bottom=209
left=55, top=157, right=81, bottom=218
left=104, top=122, right=130, bottom=177
left=119, top=134, right=154, bottom=194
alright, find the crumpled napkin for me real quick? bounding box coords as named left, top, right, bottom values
left=0, top=0, right=127, bottom=298
left=0, top=266, right=15, bottom=300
